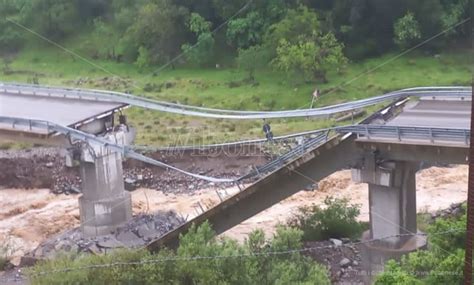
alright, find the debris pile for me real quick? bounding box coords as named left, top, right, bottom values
left=304, top=238, right=363, bottom=284
left=430, top=202, right=464, bottom=220
left=28, top=211, right=185, bottom=260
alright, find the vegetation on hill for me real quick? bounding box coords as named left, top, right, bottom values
left=1, top=48, right=471, bottom=146
left=1, top=0, right=470, bottom=68
left=0, top=1, right=471, bottom=146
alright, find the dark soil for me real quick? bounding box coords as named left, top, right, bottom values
left=0, top=146, right=268, bottom=194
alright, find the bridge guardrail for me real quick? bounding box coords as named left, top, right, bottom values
left=0, top=115, right=470, bottom=183
left=336, top=125, right=470, bottom=145
left=1, top=82, right=471, bottom=119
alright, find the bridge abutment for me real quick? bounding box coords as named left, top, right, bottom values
left=352, top=158, right=427, bottom=283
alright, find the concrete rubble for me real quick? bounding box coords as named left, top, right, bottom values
left=27, top=211, right=185, bottom=260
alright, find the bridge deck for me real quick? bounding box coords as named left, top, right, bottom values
left=0, top=92, right=126, bottom=134
left=386, top=98, right=471, bottom=129
left=146, top=97, right=472, bottom=250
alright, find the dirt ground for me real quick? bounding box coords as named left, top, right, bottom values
left=0, top=165, right=467, bottom=265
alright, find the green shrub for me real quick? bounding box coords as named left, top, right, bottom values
left=28, top=222, right=330, bottom=284
left=375, top=203, right=468, bottom=284
left=288, top=196, right=364, bottom=241
left=0, top=238, right=14, bottom=271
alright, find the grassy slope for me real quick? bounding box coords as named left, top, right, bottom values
left=2, top=45, right=472, bottom=146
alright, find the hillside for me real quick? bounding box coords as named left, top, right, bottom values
left=2, top=47, right=472, bottom=146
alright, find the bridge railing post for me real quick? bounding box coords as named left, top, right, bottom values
left=215, top=189, right=223, bottom=202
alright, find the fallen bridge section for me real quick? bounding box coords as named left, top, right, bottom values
left=147, top=135, right=360, bottom=250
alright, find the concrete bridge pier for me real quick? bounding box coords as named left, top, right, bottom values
left=352, top=158, right=427, bottom=283
left=78, top=132, right=133, bottom=237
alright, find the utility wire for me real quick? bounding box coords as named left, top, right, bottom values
left=150, top=0, right=253, bottom=75
left=6, top=0, right=253, bottom=94
left=301, top=17, right=471, bottom=109
left=21, top=228, right=465, bottom=280
left=6, top=19, right=120, bottom=79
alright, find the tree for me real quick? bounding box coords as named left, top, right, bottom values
left=0, top=0, right=25, bottom=52
left=225, top=0, right=287, bottom=49
left=393, top=12, right=422, bottom=48
left=236, top=45, right=271, bottom=79
left=0, top=24, right=24, bottom=52
left=265, top=6, right=347, bottom=82
left=272, top=32, right=347, bottom=83
left=211, top=0, right=249, bottom=19
left=181, top=13, right=215, bottom=67
left=135, top=46, right=151, bottom=69
left=406, top=0, right=443, bottom=49
left=124, top=0, right=189, bottom=64
left=440, top=0, right=471, bottom=38
left=20, top=0, right=80, bottom=39
left=227, top=12, right=265, bottom=49
left=264, top=6, right=321, bottom=54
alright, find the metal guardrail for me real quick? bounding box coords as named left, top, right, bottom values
left=239, top=132, right=330, bottom=180
left=336, top=125, right=470, bottom=145
left=0, top=116, right=235, bottom=183
left=0, top=83, right=471, bottom=182
left=133, top=128, right=330, bottom=152
left=0, top=82, right=471, bottom=119
left=0, top=115, right=470, bottom=182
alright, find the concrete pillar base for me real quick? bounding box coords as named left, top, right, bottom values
left=79, top=192, right=132, bottom=237
left=360, top=230, right=427, bottom=284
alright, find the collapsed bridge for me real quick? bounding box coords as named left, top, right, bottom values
left=0, top=82, right=471, bottom=277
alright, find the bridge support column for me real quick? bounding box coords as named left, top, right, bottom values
left=352, top=159, right=427, bottom=283
left=78, top=141, right=132, bottom=237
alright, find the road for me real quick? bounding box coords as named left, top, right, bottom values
left=386, top=98, right=471, bottom=129
left=0, top=92, right=125, bottom=131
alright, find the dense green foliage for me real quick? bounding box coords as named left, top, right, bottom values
left=288, top=196, right=366, bottom=241
left=394, top=12, right=422, bottom=48
left=268, top=6, right=347, bottom=82
left=375, top=204, right=468, bottom=284
left=0, top=2, right=471, bottom=147
left=0, top=0, right=470, bottom=80
left=29, top=222, right=330, bottom=284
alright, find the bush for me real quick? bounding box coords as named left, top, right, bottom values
left=288, top=196, right=364, bottom=241
left=0, top=238, right=15, bottom=271
left=375, top=203, right=468, bottom=284
left=28, top=222, right=330, bottom=284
